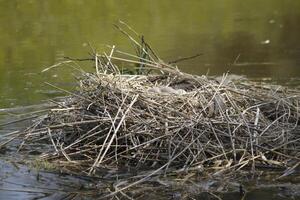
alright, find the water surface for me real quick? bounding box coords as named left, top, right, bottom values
left=0, top=0, right=300, bottom=107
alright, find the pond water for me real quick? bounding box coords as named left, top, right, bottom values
left=0, top=0, right=300, bottom=199
left=1, top=0, right=300, bottom=107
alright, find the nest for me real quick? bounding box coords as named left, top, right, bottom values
left=13, top=55, right=299, bottom=177
left=3, top=27, right=300, bottom=192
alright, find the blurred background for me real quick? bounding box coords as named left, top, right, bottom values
left=0, top=0, right=300, bottom=107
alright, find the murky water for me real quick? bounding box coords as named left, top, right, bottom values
left=1, top=0, right=300, bottom=199
left=1, top=0, right=300, bottom=107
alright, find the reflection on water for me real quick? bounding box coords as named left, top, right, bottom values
left=0, top=159, right=299, bottom=200
left=0, top=0, right=300, bottom=107
left=0, top=160, right=92, bottom=200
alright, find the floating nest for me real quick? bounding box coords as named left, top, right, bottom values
left=1, top=26, right=300, bottom=197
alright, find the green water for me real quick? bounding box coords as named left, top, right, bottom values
left=0, top=0, right=300, bottom=108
